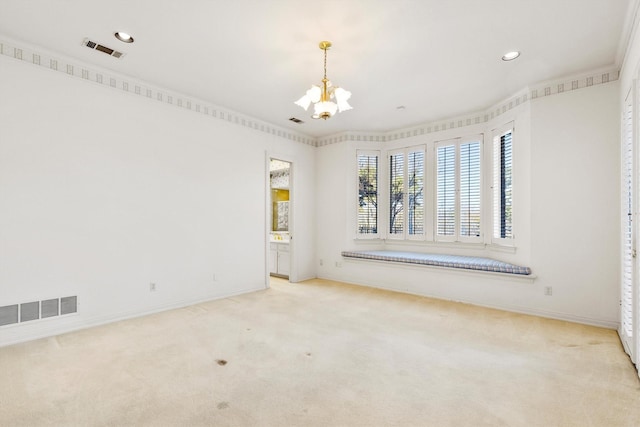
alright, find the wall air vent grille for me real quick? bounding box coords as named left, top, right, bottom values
left=0, top=305, right=18, bottom=327
left=20, top=302, right=39, bottom=322
left=82, top=38, right=124, bottom=59
left=41, top=299, right=59, bottom=318
left=0, top=296, right=77, bottom=327
left=61, top=296, right=77, bottom=315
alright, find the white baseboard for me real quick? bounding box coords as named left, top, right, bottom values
left=0, top=286, right=263, bottom=348
left=2, top=275, right=620, bottom=349
left=318, top=274, right=619, bottom=330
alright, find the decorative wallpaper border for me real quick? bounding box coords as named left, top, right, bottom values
left=0, top=37, right=619, bottom=149
left=317, top=69, right=620, bottom=147
left=0, top=39, right=316, bottom=147
left=315, top=131, right=388, bottom=147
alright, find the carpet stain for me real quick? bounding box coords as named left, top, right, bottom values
left=216, top=359, right=228, bottom=366
left=217, top=402, right=230, bottom=410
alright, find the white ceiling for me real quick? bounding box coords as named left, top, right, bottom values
left=0, top=0, right=633, bottom=138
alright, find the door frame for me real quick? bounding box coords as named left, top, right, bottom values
left=265, top=152, right=295, bottom=287
left=620, top=82, right=638, bottom=365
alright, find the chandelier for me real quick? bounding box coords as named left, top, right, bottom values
left=294, top=41, right=352, bottom=120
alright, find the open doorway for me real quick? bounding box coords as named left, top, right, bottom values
left=268, top=158, right=291, bottom=281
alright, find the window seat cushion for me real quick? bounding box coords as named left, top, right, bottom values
left=341, top=250, right=532, bottom=275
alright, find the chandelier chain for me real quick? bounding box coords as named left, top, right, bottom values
left=323, top=47, right=328, bottom=81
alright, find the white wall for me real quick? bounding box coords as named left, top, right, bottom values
left=316, top=82, right=620, bottom=328
left=315, top=141, right=346, bottom=273
left=0, top=52, right=316, bottom=346
left=530, top=82, right=620, bottom=325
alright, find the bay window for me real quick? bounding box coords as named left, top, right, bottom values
left=357, top=151, right=380, bottom=236
left=492, top=125, right=514, bottom=243
left=435, top=137, right=482, bottom=242
left=354, top=130, right=512, bottom=246
left=388, top=147, right=425, bottom=239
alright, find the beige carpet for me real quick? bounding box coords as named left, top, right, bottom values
left=0, top=277, right=639, bottom=426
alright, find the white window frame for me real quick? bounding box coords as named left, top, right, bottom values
left=387, top=145, right=426, bottom=241
left=434, top=135, right=483, bottom=244
left=491, top=123, right=515, bottom=247
left=356, top=150, right=381, bottom=239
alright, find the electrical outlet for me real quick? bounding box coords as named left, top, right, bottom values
left=319, top=259, right=323, bottom=266
left=544, top=286, right=552, bottom=296
left=150, top=282, right=157, bottom=292
left=213, top=273, right=217, bottom=282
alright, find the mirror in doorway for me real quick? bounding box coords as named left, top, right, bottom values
left=270, top=159, right=290, bottom=239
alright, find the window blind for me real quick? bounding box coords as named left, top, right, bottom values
left=407, top=150, right=425, bottom=235
left=460, top=141, right=481, bottom=237
left=357, top=153, right=378, bottom=234
left=389, top=153, right=404, bottom=235
left=437, top=144, right=456, bottom=236
left=622, top=100, right=634, bottom=340
left=493, top=130, right=513, bottom=239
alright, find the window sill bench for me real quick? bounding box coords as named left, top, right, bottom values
left=341, top=250, right=534, bottom=280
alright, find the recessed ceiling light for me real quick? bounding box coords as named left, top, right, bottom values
left=114, top=32, right=134, bottom=43
left=502, top=51, right=520, bottom=61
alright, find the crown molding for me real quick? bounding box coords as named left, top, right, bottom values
left=1, top=36, right=620, bottom=149
left=317, top=66, right=619, bottom=147
left=617, top=0, right=640, bottom=69
left=0, top=36, right=316, bottom=147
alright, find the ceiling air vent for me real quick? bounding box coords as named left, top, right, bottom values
left=289, top=117, right=304, bottom=124
left=82, top=38, right=125, bottom=59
